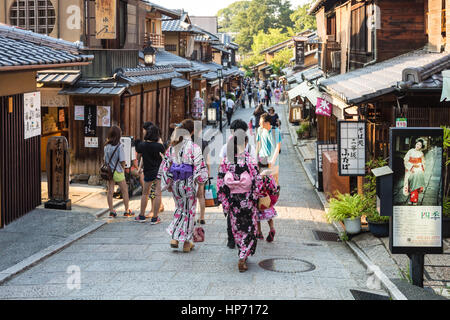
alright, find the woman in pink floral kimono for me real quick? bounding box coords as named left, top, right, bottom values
left=158, top=120, right=208, bottom=252
left=217, top=133, right=264, bottom=272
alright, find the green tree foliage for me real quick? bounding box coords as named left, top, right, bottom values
left=270, top=47, right=294, bottom=75
left=290, top=0, right=317, bottom=32
left=218, top=0, right=295, bottom=53
left=251, top=28, right=293, bottom=54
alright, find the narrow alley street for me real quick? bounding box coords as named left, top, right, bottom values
left=0, top=103, right=389, bottom=300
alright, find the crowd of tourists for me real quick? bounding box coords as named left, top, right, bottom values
left=102, top=77, right=283, bottom=272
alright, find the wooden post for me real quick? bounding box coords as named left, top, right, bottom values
left=45, top=136, right=71, bottom=210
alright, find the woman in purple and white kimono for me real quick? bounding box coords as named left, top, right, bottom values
left=217, top=133, right=264, bottom=272
left=158, top=119, right=208, bottom=253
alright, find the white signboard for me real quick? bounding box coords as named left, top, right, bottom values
left=85, top=137, right=98, bottom=148
left=393, top=206, right=442, bottom=247
left=120, top=137, right=136, bottom=169
left=338, top=121, right=366, bottom=176
left=24, top=92, right=41, bottom=139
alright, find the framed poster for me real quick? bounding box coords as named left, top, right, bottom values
left=338, top=121, right=366, bottom=176
left=97, top=106, right=111, bottom=127
left=24, top=92, right=41, bottom=139
left=74, top=105, right=84, bottom=121
left=84, top=105, right=97, bottom=137
left=389, top=128, right=444, bottom=254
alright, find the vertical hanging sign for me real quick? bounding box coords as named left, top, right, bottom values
left=24, top=92, right=41, bottom=139
left=84, top=105, right=97, bottom=137
left=96, top=0, right=117, bottom=39
left=338, top=121, right=366, bottom=176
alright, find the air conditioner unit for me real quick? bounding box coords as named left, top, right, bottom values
left=331, top=51, right=341, bottom=70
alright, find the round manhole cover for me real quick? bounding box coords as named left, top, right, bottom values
left=258, top=258, right=316, bottom=273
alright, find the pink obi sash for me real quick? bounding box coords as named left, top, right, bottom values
left=224, top=171, right=252, bottom=194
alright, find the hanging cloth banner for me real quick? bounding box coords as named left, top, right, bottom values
left=316, top=97, right=332, bottom=117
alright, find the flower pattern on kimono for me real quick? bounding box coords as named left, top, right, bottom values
left=217, top=152, right=263, bottom=260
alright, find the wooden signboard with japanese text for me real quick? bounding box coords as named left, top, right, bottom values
left=96, top=0, right=117, bottom=39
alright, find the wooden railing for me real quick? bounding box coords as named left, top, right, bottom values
left=144, top=33, right=165, bottom=48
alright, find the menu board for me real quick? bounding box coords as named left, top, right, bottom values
left=24, top=92, right=41, bottom=139
left=393, top=206, right=442, bottom=248
left=316, top=142, right=338, bottom=173
left=338, top=121, right=366, bottom=176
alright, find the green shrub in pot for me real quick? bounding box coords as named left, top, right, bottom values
left=326, top=192, right=365, bottom=223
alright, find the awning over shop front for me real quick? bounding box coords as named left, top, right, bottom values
left=171, top=77, right=191, bottom=90
left=288, top=81, right=322, bottom=105
left=59, top=81, right=128, bottom=96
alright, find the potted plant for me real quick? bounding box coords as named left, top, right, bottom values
left=296, top=127, right=304, bottom=139
left=326, top=192, right=364, bottom=234
left=443, top=199, right=450, bottom=238
left=443, top=126, right=450, bottom=238
left=300, top=121, right=310, bottom=139
left=364, top=158, right=390, bottom=237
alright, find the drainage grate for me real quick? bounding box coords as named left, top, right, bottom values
left=350, top=290, right=390, bottom=300
left=312, top=230, right=340, bottom=242
left=258, top=258, right=316, bottom=274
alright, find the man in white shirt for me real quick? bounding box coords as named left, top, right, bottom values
left=226, top=95, right=235, bottom=126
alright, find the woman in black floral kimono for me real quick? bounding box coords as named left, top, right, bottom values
left=217, top=132, right=265, bottom=272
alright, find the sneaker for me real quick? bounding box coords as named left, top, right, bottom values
left=124, top=209, right=134, bottom=217
left=109, top=211, right=117, bottom=218
left=150, top=217, right=161, bottom=225
left=135, top=215, right=147, bottom=223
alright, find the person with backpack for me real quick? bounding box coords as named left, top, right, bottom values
left=103, top=125, right=133, bottom=218
left=134, top=124, right=165, bottom=224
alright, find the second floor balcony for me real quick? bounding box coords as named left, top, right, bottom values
left=144, top=33, right=165, bottom=48
left=319, top=41, right=341, bottom=76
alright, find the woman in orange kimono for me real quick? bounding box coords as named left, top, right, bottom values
left=403, top=139, right=426, bottom=205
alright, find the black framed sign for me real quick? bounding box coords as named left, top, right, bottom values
left=295, top=41, right=305, bottom=66
left=338, top=121, right=366, bottom=176
left=84, top=105, right=97, bottom=137
left=389, top=127, right=444, bottom=255
left=316, top=142, right=338, bottom=191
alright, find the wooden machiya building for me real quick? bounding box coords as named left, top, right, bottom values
left=0, top=25, right=93, bottom=228
left=307, top=0, right=450, bottom=160
left=1, top=0, right=184, bottom=178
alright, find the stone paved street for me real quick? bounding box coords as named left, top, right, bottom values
left=0, top=103, right=390, bottom=300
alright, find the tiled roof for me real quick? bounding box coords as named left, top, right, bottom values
left=171, top=77, right=191, bottom=90
left=115, top=66, right=181, bottom=85
left=37, top=70, right=81, bottom=85
left=142, top=1, right=181, bottom=19
left=0, top=24, right=93, bottom=70
left=212, top=45, right=230, bottom=54
left=59, top=81, right=128, bottom=96
left=320, top=50, right=450, bottom=104
left=162, top=17, right=203, bottom=34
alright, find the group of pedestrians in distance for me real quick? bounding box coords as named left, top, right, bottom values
left=102, top=76, right=283, bottom=272
left=243, top=77, right=286, bottom=108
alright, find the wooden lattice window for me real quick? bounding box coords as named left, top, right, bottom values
left=10, top=0, right=56, bottom=35
left=165, top=44, right=177, bottom=52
